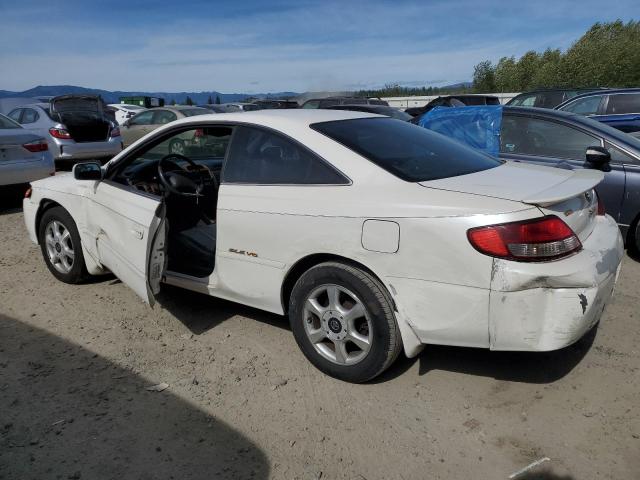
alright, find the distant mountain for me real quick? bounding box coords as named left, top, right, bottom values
left=0, top=85, right=300, bottom=105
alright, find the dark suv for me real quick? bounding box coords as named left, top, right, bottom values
left=301, top=97, right=388, bottom=109
left=555, top=88, right=640, bottom=133
left=507, top=88, right=606, bottom=109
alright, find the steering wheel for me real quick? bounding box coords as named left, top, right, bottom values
left=157, top=153, right=218, bottom=198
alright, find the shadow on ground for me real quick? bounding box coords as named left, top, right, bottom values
left=157, top=284, right=290, bottom=336
left=371, top=324, right=596, bottom=385
left=0, top=314, right=269, bottom=480
left=0, top=187, right=25, bottom=215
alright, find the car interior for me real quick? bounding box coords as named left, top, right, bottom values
left=109, top=126, right=232, bottom=278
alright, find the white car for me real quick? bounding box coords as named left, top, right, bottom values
left=22, top=110, right=624, bottom=382
left=107, top=103, right=147, bottom=125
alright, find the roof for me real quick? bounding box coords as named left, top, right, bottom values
left=555, top=88, right=640, bottom=109
left=162, top=108, right=378, bottom=131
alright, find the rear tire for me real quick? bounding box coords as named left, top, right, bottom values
left=38, top=207, right=89, bottom=284
left=289, top=262, right=402, bottom=383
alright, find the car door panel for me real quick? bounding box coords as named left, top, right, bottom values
left=87, top=181, right=165, bottom=303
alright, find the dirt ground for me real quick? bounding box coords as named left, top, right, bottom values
left=1, top=194, right=639, bottom=480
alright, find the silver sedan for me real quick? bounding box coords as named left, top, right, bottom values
left=0, top=113, right=54, bottom=187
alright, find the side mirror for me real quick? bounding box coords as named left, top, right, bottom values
left=73, top=162, right=103, bottom=181
left=585, top=146, right=611, bottom=166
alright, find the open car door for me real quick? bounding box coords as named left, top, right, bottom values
left=88, top=182, right=167, bottom=305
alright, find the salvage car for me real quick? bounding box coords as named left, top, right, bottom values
left=8, top=95, right=122, bottom=167
left=120, top=106, right=210, bottom=147
left=107, top=103, right=147, bottom=125
left=23, top=110, right=623, bottom=383
left=0, top=113, right=54, bottom=187
left=418, top=105, right=640, bottom=253
left=507, top=88, right=607, bottom=109
left=555, top=88, right=640, bottom=133
left=327, top=104, right=413, bottom=121
left=406, top=95, right=500, bottom=119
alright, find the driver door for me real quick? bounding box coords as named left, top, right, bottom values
left=86, top=181, right=166, bottom=304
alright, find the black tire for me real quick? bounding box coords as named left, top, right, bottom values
left=629, top=215, right=640, bottom=257
left=38, top=206, right=89, bottom=284
left=289, top=262, right=402, bottom=383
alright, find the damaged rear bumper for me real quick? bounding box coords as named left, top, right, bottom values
left=489, top=214, right=624, bottom=351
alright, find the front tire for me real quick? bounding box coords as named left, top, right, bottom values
left=38, top=207, right=89, bottom=284
left=289, top=262, right=402, bottom=383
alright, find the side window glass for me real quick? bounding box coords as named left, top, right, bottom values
left=302, top=101, right=320, bottom=109
left=21, top=109, right=39, bottom=124
left=561, top=96, right=602, bottom=115
left=501, top=115, right=600, bottom=160
left=130, top=111, right=154, bottom=126
left=153, top=110, right=178, bottom=124
left=113, top=127, right=233, bottom=185
left=606, top=94, right=640, bottom=115
left=223, top=126, right=348, bottom=185
left=606, top=142, right=639, bottom=165
left=8, top=109, right=23, bottom=123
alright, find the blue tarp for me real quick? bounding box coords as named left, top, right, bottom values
left=418, top=105, right=503, bottom=156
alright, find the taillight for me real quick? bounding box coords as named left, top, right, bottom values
left=49, top=127, right=72, bottom=139
left=22, top=139, right=48, bottom=152
left=596, top=191, right=605, bottom=216
left=110, top=126, right=121, bottom=137
left=467, top=216, right=582, bottom=262
left=24, top=187, right=32, bottom=199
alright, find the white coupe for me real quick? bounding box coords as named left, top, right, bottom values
left=23, top=110, right=624, bottom=382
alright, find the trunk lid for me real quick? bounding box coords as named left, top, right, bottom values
left=420, top=161, right=604, bottom=241
left=50, top=95, right=111, bottom=143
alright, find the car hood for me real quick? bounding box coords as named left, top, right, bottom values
left=419, top=161, right=603, bottom=207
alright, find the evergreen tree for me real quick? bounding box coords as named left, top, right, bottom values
left=215, top=95, right=221, bottom=104
left=185, top=96, right=194, bottom=106
left=207, top=95, right=213, bottom=104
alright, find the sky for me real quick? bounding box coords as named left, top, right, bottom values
left=0, top=0, right=637, bottom=93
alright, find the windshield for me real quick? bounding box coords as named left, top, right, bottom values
left=0, top=114, right=22, bottom=129
left=312, top=117, right=501, bottom=182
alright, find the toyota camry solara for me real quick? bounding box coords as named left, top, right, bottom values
left=23, top=110, right=624, bottom=382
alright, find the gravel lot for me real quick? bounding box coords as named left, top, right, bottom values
left=1, top=194, right=639, bottom=480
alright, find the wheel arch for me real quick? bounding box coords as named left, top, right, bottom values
left=35, top=199, right=64, bottom=241
left=280, top=253, right=396, bottom=315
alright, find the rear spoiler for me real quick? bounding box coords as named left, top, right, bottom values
left=521, top=169, right=604, bottom=207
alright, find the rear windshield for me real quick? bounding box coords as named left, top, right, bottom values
left=181, top=108, right=209, bottom=117
left=311, top=118, right=501, bottom=182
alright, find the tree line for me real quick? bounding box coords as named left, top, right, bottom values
left=473, top=20, right=640, bottom=92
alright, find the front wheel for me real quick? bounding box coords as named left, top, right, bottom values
left=38, top=206, right=89, bottom=284
left=289, top=262, right=402, bottom=383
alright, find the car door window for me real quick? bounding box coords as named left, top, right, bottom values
left=501, top=115, right=601, bottom=160
left=111, top=126, right=233, bottom=187
left=606, top=94, right=640, bottom=115
left=8, top=109, right=23, bottom=123
left=223, top=126, right=348, bottom=185
left=510, top=94, right=536, bottom=107
left=561, top=95, right=603, bottom=115
left=152, top=110, right=177, bottom=125
left=21, top=108, right=39, bottom=124
left=129, top=111, right=155, bottom=126
left=606, top=142, right=640, bottom=165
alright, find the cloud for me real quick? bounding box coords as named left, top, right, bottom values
left=1, top=0, right=637, bottom=92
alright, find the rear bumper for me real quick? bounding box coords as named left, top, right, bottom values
left=52, top=138, right=122, bottom=163
left=489, top=214, right=624, bottom=351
